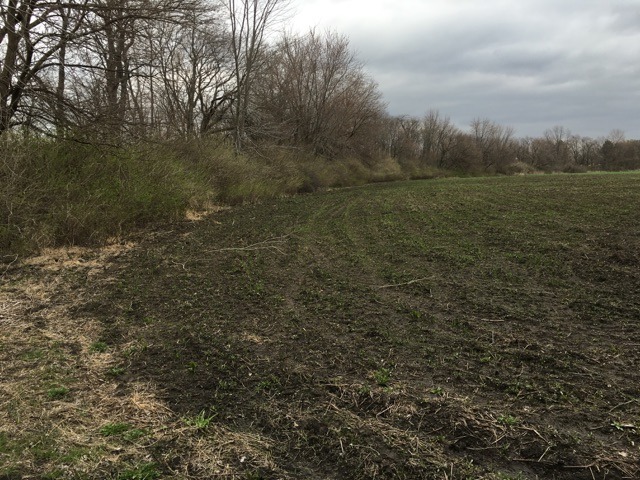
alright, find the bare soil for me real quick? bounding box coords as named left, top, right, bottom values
left=2, top=173, right=639, bottom=479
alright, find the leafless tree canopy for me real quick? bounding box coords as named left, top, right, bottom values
left=0, top=0, right=289, bottom=141
left=255, top=30, right=385, bottom=157
left=1, top=0, right=639, bottom=171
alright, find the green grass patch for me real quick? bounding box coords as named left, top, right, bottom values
left=89, top=341, right=109, bottom=353
left=46, top=386, right=69, bottom=400
left=117, top=462, right=160, bottom=480
left=99, top=423, right=132, bottom=437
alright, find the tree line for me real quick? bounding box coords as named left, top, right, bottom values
left=1, top=0, right=639, bottom=172
left=383, top=116, right=640, bottom=174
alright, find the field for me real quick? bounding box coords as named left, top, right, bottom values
left=1, top=173, right=639, bottom=479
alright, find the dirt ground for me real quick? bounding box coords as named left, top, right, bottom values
left=1, top=174, right=639, bottom=479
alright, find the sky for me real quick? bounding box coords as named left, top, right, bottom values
left=288, top=0, right=640, bottom=139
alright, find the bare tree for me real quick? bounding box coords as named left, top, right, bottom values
left=77, top=0, right=196, bottom=137
left=0, top=0, right=95, bottom=134
left=421, top=110, right=459, bottom=168
left=381, top=115, right=421, bottom=162
left=470, top=117, right=516, bottom=172
left=225, top=0, right=286, bottom=149
left=256, top=30, right=385, bottom=157
left=148, top=2, right=234, bottom=137
left=575, top=136, right=602, bottom=168
left=543, top=125, right=571, bottom=169
left=608, top=129, right=626, bottom=144
left=0, top=0, right=213, bottom=139
left=448, top=132, right=482, bottom=172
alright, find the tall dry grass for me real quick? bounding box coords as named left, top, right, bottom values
left=0, top=136, right=447, bottom=257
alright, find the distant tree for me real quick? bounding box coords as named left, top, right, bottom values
left=448, top=132, right=482, bottom=172
left=543, top=125, right=571, bottom=169
left=420, top=110, right=459, bottom=169
left=516, top=136, right=553, bottom=171
left=601, top=133, right=640, bottom=171
left=381, top=115, right=421, bottom=162
left=469, top=118, right=516, bottom=172
left=608, top=128, right=625, bottom=144
left=256, top=30, right=385, bottom=158
left=575, top=136, right=602, bottom=169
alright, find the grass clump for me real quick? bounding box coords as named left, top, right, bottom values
left=89, top=341, right=108, bottom=353
left=100, top=423, right=147, bottom=441
left=99, top=423, right=132, bottom=437
left=182, top=409, right=217, bottom=430
left=46, top=386, right=69, bottom=400
left=117, top=462, right=160, bottom=480
left=372, top=367, right=392, bottom=387
left=107, top=366, right=126, bottom=377
left=497, top=414, right=519, bottom=426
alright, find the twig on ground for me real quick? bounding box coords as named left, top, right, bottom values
left=538, top=445, right=552, bottom=462
left=376, top=277, right=432, bottom=289
left=207, top=235, right=291, bottom=255
left=1, top=254, right=19, bottom=278
left=609, top=398, right=638, bottom=413
left=519, top=425, right=550, bottom=444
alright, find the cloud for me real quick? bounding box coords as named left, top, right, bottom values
left=290, top=0, right=640, bottom=137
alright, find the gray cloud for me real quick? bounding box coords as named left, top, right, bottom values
left=291, top=0, right=640, bottom=138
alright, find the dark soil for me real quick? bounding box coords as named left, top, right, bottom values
left=7, top=173, right=640, bottom=479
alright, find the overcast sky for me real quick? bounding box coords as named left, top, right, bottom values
left=289, top=0, right=640, bottom=139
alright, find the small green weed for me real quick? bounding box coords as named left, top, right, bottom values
left=117, top=462, right=160, bottom=480
left=99, top=423, right=147, bottom=442
left=123, top=345, right=139, bottom=357
left=372, top=368, right=391, bottom=387
left=89, top=341, right=108, bottom=353
left=183, top=409, right=216, bottom=430
left=255, top=375, right=280, bottom=392
left=107, top=366, right=126, bottom=377
left=186, top=361, right=198, bottom=373
left=123, top=429, right=148, bottom=442
left=610, top=420, right=637, bottom=432
left=358, top=384, right=372, bottom=395
left=498, top=414, right=519, bottom=426
left=46, top=386, right=69, bottom=400
left=217, top=379, right=236, bottom=390
left=100, top=423, right=132, bottom=437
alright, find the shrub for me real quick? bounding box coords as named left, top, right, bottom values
left=503, top=161, right=536, bottom=175
left=0, top=135, right=459, bottom=258
left=0, top=137, right=210, bottom=255
left=562, top=163, right=589, bottom=174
